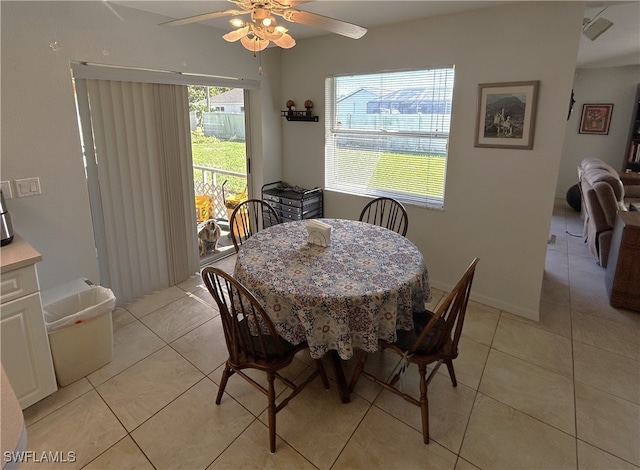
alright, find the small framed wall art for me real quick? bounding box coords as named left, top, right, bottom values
left=579, top=103, right=613, bottom=135
left=475, top=80, right=539, bottom=150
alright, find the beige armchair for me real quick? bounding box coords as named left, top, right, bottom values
left=578, top=158, right=639, bottom=268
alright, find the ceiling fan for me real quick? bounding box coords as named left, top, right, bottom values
left=160, top=0, right=367, bottom=53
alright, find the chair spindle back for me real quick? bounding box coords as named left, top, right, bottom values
left=230, top=199, right=281, bottom=252
left=201, top=267, right=288, bottom=363
left=359, top=197, right=408, bottom=236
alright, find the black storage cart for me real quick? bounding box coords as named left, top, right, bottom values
left=262, top=181, right=323, bottom=228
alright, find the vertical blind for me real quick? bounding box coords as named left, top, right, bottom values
left=75, top=79, right=198, bottom=306
left=325, top=67, right=455, bottom=209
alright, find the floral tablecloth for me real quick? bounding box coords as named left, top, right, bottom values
left=234, top=218, right=431, bottom=360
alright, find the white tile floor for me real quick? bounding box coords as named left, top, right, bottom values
left=22, top=199, right=640, bottom=469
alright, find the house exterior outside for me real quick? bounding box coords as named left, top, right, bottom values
left=193, top=88, right=246, bottom=140
left=337, top=88, right=380, bottom=117
left=204, top=88, right=244, bottom=113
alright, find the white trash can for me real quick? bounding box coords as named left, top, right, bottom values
left=43, top=281, right=116, bottom=386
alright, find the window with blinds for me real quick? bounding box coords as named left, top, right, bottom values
left=325, top=67, right=455, bottom=209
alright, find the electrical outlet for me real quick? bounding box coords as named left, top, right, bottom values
left=15, top=177, right=41, bottom=198
left=0, top=180, right=12, bottom=199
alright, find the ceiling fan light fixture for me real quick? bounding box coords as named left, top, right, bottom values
left=261, top=16, right=274, bottom=27
left=263, top=28, right=283, bottom=41
left=229, top=18, right=245, bottom=28
left=273, top=33, right=295, bottom=49
left=240, top=35, right=269, bottom=52
left=253, top=27, right=267, bottom=40
left=223, top=25, right=250, bottom=42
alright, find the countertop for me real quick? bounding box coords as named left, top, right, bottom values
left=0, top=234, right=42, bottom=273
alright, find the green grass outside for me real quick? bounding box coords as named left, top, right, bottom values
left=338, top=151, right=446, bottom=198
left=191, top=131, right=246, bottom=195
left=192, top=132, right=446, bottom=199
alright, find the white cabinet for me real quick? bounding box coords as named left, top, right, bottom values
left=1, top=237, right=57, bottom=409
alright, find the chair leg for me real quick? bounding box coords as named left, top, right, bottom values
left=267, top=372, right=277, bottom=453
left=348, top=351, right=368, bottom=394
left=418, top=364, right=430, bottom=444
left=445, top=360, right=457, bottom=387
left=215, top=364, right=232, bottom=404
left=315, top=359, right=331, bottom=390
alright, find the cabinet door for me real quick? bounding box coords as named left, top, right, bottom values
left=1, top=292, right=57, bottom=409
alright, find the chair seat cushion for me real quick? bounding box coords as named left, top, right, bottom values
left=394, top=310, right=445, bottom=354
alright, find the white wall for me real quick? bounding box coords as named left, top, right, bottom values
left=280, top=2, right=584, bottom=320
left=558, top=65, right=640, bottom=198
left=0, top=1, right=281, bottom=291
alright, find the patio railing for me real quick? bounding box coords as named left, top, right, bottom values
left=193, top=165, right=247, bottom=220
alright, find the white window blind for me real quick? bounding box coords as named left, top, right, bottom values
left=75, top=79, right=198, bottom=306
left=325, top=67, right=455, bottom=209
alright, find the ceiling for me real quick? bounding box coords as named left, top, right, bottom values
left=111, top=1, right=640, bottom=68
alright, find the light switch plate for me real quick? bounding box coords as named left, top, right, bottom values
left=15, top=177, right=41, bottom=197
left=0, top=180, right=12, bottom=199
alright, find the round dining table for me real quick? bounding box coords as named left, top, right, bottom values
left=234, top=218, right=431, bottom=401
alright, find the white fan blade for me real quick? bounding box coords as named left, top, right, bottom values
left=282, top=9, right=367, bottom=39
left=160, top=9, right=245, bottom=27
left=241, top=36, right=270, bottom=52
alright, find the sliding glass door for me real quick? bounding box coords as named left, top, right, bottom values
left=73, top=63, right=258, bottom=306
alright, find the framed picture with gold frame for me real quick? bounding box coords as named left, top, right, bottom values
left=579, top=103, right=613, bottom=135
left=474, top=81, right=540, bottom=150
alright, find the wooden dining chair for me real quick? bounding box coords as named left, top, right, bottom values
left=347, top=257, right=479, bottom=444
left=229, top=199, right=281, bottom=252
left=201, top=267, right=330, bottom=453
left=359, top=197, right=408, bottom=236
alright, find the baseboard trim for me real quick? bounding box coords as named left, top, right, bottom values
left=429, top=281, right=540, bottom=322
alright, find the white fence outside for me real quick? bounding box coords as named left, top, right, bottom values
left=193, top=165, right=246, bottom=220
